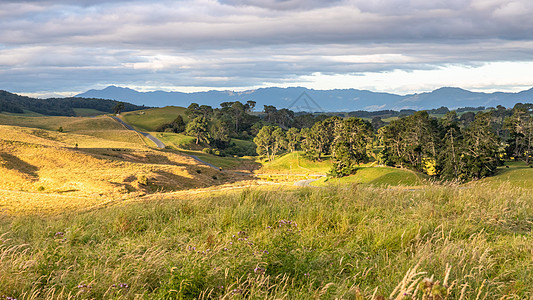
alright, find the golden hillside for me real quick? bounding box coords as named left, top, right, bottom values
left=0, top=117, right=238, bottom=214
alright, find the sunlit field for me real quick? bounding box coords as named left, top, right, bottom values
left=0, top=184, right=531, bottom=299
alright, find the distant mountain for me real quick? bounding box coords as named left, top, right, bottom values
left=76, top=85, right=533, bottom=112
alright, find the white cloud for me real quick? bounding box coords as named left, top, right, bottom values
left=1, top=0, right=533, bottom=95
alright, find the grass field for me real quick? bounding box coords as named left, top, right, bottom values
left=153, top=132, right=197, bottom=149
left=0, top=121, right=242, bottom=213
left=478, top=160, right=533, bottom=188
left=120, top=106, right=187, bottom=131
left=313, top=165, right=427, bottom=187
left=0, top=184, right=530, bottom=299
left=0, top=115, right=147, bottom=148
left=258, top=151, right=332, bottom=175
left=72, top=108, right=107, bottom=117
left=1, top=112, right=532, bottom=299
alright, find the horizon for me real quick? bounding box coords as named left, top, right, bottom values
left=17, top=84, right=533, bottom=100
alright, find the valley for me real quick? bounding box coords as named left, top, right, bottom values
left=0, top=106, right=531, bottom=299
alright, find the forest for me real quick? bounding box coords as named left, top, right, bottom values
left=0, top=90, right=146, bottom=116
left=161, top=101, right=533, bottom=182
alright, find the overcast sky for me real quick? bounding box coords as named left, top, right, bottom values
left=1, top=0, right=533, bottom=97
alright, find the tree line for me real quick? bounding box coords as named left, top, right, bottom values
left=153, top=99, right=531, bottom=181
left=253, top=103, right=533, bottom=181
left=0, top=90, right=145, bottom=116
left=156, top=100, right=330, bottom=156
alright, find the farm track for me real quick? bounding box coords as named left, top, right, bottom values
left=111, top=116, right=166, bottom=148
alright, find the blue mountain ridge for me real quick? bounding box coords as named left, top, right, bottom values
left=75, top=85, right=533, bottom=112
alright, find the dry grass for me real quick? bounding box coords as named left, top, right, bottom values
left=0, top=123, right=246, bottom=215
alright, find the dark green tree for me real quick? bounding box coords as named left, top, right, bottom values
left=185, top=116, right=210, bottom=145
left=172, top=115, right=186, bottom=133
left=253, top=126, right=285, bottom=161
left=301, top=116, right=340, bottom=160
left=113, top=102, right=125, bottom=115
left=285, top=127, right=301, bottom=152
left=330, top=118, right=373, bottom=177
left=504, top=104, right=533, bottom=164
left=209, top=120, right=231, bottom=149
left=438, top=111, right=464, bottom=180
left=379, top=111, right=440, bottom=172
left=459, top=112, right=500, bottom=180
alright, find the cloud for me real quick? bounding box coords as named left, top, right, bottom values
left=1, top=0, right=533, bottom=95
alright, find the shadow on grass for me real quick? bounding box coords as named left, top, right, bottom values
left=0, top=152, right=39, bottom=179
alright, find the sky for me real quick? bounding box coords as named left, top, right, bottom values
left=1, top=0, right=533, bottom=98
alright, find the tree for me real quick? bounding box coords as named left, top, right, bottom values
left=172, top=115, right=186, bottom=133
left=113, top=102, right=125, bottom=115
left=330, top=118, right=373, bottom=177
left=231, top=101, right=246, bottom=132
left=285, top=128, right=301, bottom=152
left=185, top=116, right=209, bottom=145
left=459, top=112, right=500, bottom=180
left=263, top=105, right=277, bottom=123
left=253, top=126, right=285, bottom=161
left=245, top=100, right=256, bottom=113
left=301, top=116, right=340, bottom=160
left=371, top=117, right=385, bottom=131
left=438, top=111, right=463, bottom=180
left=185, top=103, right=201, bottom=118
left=209, top=120, right=231, bottom=149
left=155, top=115, right=186, bottom=133
left=379, top=111, right=440, bottom=172
left=505, top=105, right=533, bottom=164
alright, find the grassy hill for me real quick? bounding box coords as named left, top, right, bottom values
left=0, top=114, right=147, bottom=147
left=258, top=151, right=332, bottom=175
left=477, top=160, right=533, bottom=188
left=0, top=90, right=145, bottom=116
left=120, top=106, right=187, bottom=131
left=0, top=117, right=247, bottom=215
left=313, top=166, right=427, bottom=187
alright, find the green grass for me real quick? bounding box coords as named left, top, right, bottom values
left=0, top=115, right=148, bottom=148
left=72, top=108, right=106, bottom=117
left=259, top=151, right=332, bottom=174
left=478, top=160, right=533, bottom=188
left=0, top=184, right=531, bottom=299
left=120, top=106, right=187, bottom=132
left=153, top=132, right=196, bottom=149
left=1, top=110, right=44, bottom=117
left=313, top=166, right=427, bottom=187
left=0, top=115, right=124, bottom=132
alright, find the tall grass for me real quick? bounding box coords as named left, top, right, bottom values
left=0, top=183, right=531, bottom=299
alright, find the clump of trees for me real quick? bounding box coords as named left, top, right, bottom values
left=154, top=99, right=530, bottom=182
left=155, top=101, right=260, bottom=156
left=251, top=103, right=533, bottom=182
left=379, top=111, right=501, bottom=181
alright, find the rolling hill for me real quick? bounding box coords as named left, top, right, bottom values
left=0, top=115, right=249, bottom=215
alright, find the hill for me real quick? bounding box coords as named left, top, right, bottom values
left=120, top=106, right=188, bottom=132
left=0, top=90, right=146, bottom=116
left=0, top=116, right=250, bottom=214
left=76, top=85, right=533, bottom=112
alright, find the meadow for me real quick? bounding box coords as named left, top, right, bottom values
left=1, top=112, right=532, bottom=299
left=0, top=183, right=531, bottom=299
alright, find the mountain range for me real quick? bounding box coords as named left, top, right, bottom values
left=76, top=86, right=533, bottom=112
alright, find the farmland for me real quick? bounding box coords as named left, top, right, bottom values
left=0, top=111, right=532, bottom=299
